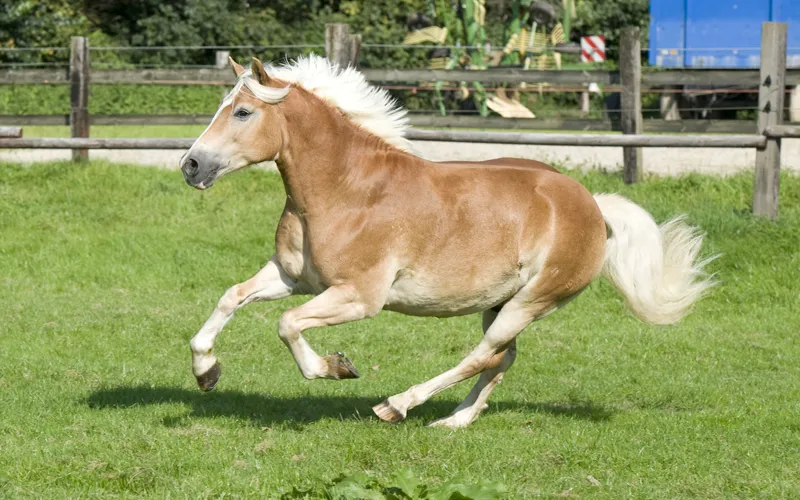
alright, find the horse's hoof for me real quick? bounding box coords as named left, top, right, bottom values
left=372, top=399, right=406, bottom=423
left=195, top=361, right=221, bottom=392
left=324, top=352, right=360, bottom=380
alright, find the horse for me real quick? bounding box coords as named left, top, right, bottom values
left=179, top=55, right=715, bottom=428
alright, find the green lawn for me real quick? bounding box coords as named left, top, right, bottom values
left=1, top=161, right=799, bottom=498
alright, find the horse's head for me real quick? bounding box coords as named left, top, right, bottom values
left=180, top=57, right=287, bottom=189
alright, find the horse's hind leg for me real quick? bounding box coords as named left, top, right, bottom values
left=373, top=294, right=550, bottom=424
left=427, top=311, right=517, bottom=429
left=190, top=256, right=295, bottom=391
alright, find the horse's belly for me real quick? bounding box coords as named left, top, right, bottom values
left=383, top=271, right=520, bottom=317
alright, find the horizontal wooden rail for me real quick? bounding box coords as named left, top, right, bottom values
left=764, top=124, right=800, bottom=137
left=0, top=131, right=767, bottom=149
left=0, top=138, right=194, bottom=149
left=403, top=129, right=767, bottom=148
left=3, top=67, right=800, bottom=86
left=408, top=116, right=757, bottom=133
left=0, top=126, right=22, bottom=138
left=0, top=114, right=760, bottom=133
left=363, top=68, right=617, bottom=84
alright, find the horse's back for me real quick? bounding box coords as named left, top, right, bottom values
left=436, top=157, right=560, bottom=174
left=433, top=156, right=607, bottom=295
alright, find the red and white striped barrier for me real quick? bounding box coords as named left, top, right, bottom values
left=581, top=36, right=606, bottom=63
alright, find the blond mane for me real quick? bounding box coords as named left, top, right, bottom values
left=225, top=55, right=412, bottom=152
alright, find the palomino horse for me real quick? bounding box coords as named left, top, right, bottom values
left=180, top=55, right=715, bottom=428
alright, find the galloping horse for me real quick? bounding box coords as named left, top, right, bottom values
left=180, top=55, right=715, bottom=428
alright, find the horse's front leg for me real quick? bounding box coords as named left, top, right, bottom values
left=190, top=256, right=295, bottom=391
left=278, top=284, right=382, bottom=380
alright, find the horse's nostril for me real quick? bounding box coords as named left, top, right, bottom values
left=185, top=158, right=199, bottom=175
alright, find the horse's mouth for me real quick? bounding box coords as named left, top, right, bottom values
left=184, top=169, right=218, bottom=190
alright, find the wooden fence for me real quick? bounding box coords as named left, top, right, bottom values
left=0, top=23, right=797, bottom=218
left=0, top=114, right=762, bottom=133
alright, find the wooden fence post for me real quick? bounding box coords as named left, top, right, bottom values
left=580, top=90, right=590, bottom=115
left=789, top=85, right=800, bottom=123
left=659, top=87, right=681, bottom=120
left=70, top=36, right=90, bottom=162
left=753, top=22, right=787, bottom=219
left=215, top=50, right=230, bottom=69
left=325, top=24, right=361, bottom=68
left=620, top=27, right=642, bottom=184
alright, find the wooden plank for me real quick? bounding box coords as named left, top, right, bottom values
left=88, top=68, right=232, bottom=84
left=0, top=115, right=70, bottom=125
left=0, top=69, right=69, bottom=84
left=644, top=120, right=755, bottom=134
left=403, top=129, right=765, bottom=147
left=0, top=133, right=766, bottom=150
left=620, top=28, right=643, bottom=184
left=3, top=67, right=800, bottom=86
left=0, top=113, right=758, bottom=133
left=87, top=114, right=213, bottom=126
left=70, top=36, right=90, bottom=161
left=753, top=23, right=787, bottom=219
left=0, top=138, right=194, bottom=149
left=362, top=68, right=616, bottom=85
left=765, top=124, right=800, bottom=137
left=0, top=126, right=22, bottom=138
left=407, top=115, right=615, bottom=130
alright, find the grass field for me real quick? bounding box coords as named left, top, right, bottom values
left=1, top=161, right=799, bottom=498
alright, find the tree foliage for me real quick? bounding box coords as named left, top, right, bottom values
left=1, top=0, right=648, bottom=66
left=575, top=0, right=650, bottom=55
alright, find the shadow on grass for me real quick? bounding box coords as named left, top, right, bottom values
left=85, top=385, right=614, bottom=427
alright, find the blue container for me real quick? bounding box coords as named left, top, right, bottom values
left=649, top=0, right=800, bottom=68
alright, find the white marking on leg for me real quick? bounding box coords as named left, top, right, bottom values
left=190, top=256, right=294, bottom=376
left=277, top=286, right=373, bottom=379
left=376, top=302, right=536, bottom=421
left=427, top=310, right=518, bottom=428
left=428, top=340, right=517, bottom=429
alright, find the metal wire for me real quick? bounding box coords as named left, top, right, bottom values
left=362, top=43, right=488, bottom=50
left=0, top=62, right=68, bottom=67
left=89, top=63, right=225, bottom=69
left=89, top=44, right=323, bottom=51
left=641, top=46, right=800, bottom=52
left=0, top=47, right=68, bottom=52
left=1, top=44, right=799, bottom=54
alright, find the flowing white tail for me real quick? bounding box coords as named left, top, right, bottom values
left=594, top=194, right=716, bottom=325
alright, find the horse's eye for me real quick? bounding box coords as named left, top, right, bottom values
left=234, top=108, right=251, bottom=119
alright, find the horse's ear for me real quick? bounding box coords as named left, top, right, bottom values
left=229, top=57, right=245, bottom=78
left=251, top=57, right=270, bottom=84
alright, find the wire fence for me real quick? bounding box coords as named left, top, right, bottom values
left=1, top=40, right=798, bottom=120
left=4, top=42, right=800, bottom=68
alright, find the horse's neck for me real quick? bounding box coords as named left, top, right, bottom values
left=275, top=93, right=409, bottom=213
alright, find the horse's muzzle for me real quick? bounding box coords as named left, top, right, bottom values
left=181, top=151, right=219, bottom=190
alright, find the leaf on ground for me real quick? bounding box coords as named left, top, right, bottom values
left=386, top=469, right=420, bottom=498
left=426, top=479, right=507, bottom=500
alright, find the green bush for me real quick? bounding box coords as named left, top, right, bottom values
left=0, top=84, right=226, bottom=115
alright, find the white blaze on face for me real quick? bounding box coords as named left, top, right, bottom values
left=188, top=73, right=290, bottom=157
left=191, top=79, right=244, bottom=150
